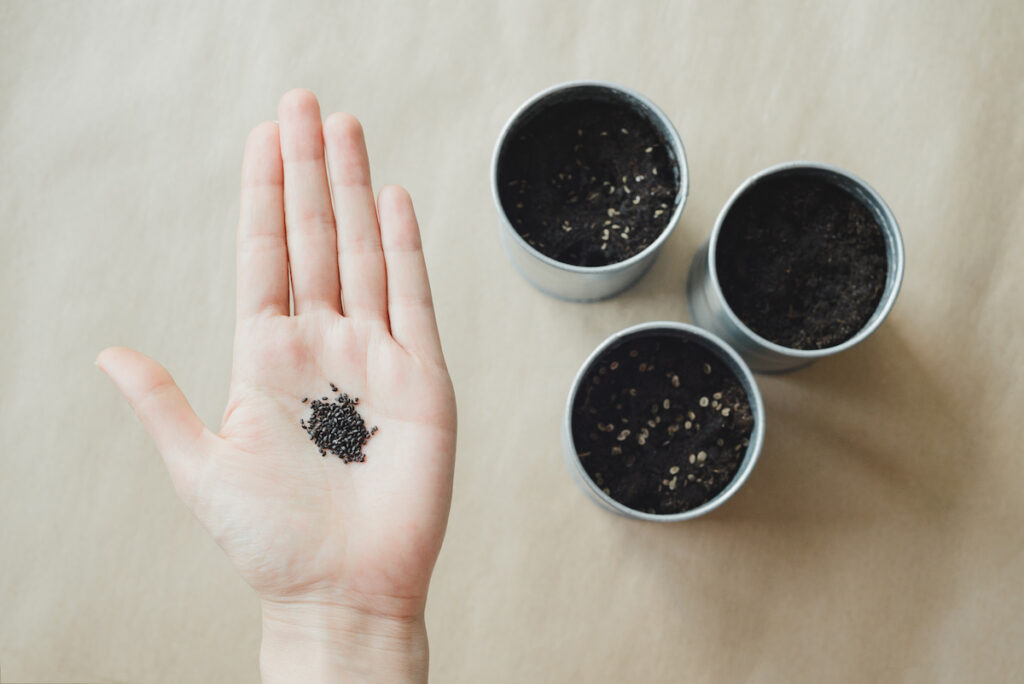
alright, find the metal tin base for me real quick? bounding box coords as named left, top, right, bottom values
left=491, top=80, right=689, bottom=301
left=562, top=322, right=765, bottom=522
left=686, top=162, right=905, bottom=373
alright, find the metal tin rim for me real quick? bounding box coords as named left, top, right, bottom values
left=707, top=161, right=906, bottom=360
left=562, top=321, right=765, bottom=522
left=490, top=80, right=690, bottom=275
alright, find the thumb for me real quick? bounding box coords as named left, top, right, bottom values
left=96, top=346, right=212, bottom=483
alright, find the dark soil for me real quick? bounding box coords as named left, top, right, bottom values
left=571, top=334, right=755, bottom=515
left=497, top=98, right=680, bottom=267
left=715, top=173, right=888, bottom=349
left=300, top=384, right=378, bottom=463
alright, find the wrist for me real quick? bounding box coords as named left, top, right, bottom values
left=260, top=597, right=428, bottom=683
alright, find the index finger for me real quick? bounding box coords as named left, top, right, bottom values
left=236, top=121, right=289, bottom=319
left=377, top=185, right=445, bottom=367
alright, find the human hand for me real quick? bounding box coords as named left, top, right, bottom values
left=97, top=89, right=456, bottom=683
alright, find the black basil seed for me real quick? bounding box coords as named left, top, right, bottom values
left=299, top=387, right=379, bottom=464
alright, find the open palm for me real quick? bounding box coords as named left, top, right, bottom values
left=98, top=90, right=456, bottom=625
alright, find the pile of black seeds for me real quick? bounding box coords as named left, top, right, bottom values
left=715, top=173, right=888, bottom=349
left=497, top=98, right=680, bottom=267
left=571, top=335, right=755, bottom=515
left=300, top=384, right=378, bottom=463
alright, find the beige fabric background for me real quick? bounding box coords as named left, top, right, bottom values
left=2, top=1, right=1022, bottom=681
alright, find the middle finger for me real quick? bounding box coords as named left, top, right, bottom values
left=277, top=89, right=341, bottom=315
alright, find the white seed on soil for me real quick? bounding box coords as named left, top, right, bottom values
left=633, top=196, right=640, bottom=204
left=671, top=374, right=680, bottom=387
left=653, top=209, right=664, bottom=218
left=645, top=146, right=653, bottom=153
left=713, top=392, right=723, bottom=400
left=603, top=487, right=611, bottom=494
left=684, top=420, right=692, bottom=429
left=688, top=473, right=695, bottom=481
left=668, top=476, right=678, bottom=490
left=637, top=435, right=646, bottom=446
left=667, top=424, right=680, bottom=436
left=689, top=454, right=696, bottom=464
left=669, top=465, right=680, bottom=474
left=617, top=429, right=631, bottom=441
left=607, top=208, right=618, bottom=217
left=629, top=388, right=638, bottom=396
left=623, top=185, right=631, bottom=194
left=652, top=167, right=658, bottom=175
left=688, top=411, right=696, bottom=420
left=647, top=419, right=656, bottom=428
left=703, top=363, right=712, bottom=374
left=722, top=408, right=731, bottom=417
left=663, top=398, right=671, bottom=409
left=610, top=445, right=622, bottom=456
left=597, top=422, right=614, bottom=432
left=697, top=451, right=707, bottom=462
left=699, top=396, right=709, bottom=407
left=620, top=128, right=629, bottom=134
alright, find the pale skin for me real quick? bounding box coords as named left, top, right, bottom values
left=97, top=89, right=456, bottom=683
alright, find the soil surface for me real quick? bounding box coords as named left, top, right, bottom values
left=715, top=173, right=888, bottom=349
left=572, top=334, right=755, bottom=515
left=497, top=98, right=679, bottom=267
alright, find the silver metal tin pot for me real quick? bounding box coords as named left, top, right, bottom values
left=686, top=161, right=905, bottom=373
left=491, top=81, right=689, bottom=301
left=562, top=322, right=765, bottom=521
